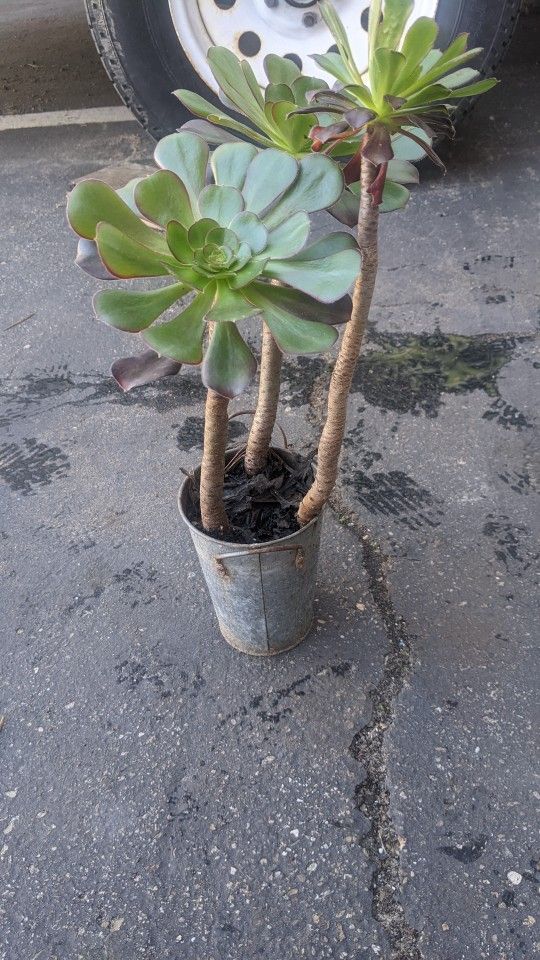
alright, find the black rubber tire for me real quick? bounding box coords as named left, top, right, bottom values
left=85, top=0, right=521, bottom=141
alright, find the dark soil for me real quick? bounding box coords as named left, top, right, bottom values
left=186, top=447, right=313, bottom=544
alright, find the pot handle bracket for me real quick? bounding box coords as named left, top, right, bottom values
left=214, top=543, right=305, bottom=581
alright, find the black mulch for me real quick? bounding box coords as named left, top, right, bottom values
left=186, top=447, right=313, bottom=544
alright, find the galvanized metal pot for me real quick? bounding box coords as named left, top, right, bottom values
left=178, top=448, right=323, bottom=656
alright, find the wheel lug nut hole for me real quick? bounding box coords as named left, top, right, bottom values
left=284, top=53, right=303, bottom=70
left=238, top=31, right=262, bottom=57
left=214, top=0, right=236, bottom=8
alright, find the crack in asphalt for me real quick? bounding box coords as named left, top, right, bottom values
left=303, top=355, right=423, bottom=957
left=331, top=490, right=423, bottom=960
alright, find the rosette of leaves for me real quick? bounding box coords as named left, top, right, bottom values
left=67, top=131, right=359, bottom=399
left=296, top=0, right=497, bottom=207
left=174, top=46, right=416, bottom=217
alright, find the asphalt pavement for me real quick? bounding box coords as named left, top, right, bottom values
left=1, top=6, right=539, bottom=960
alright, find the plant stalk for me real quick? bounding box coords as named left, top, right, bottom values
left=297, top=157, right=380, bottom=526
left=244, top=321, right=282, bottom=476
left=199, top=386, right=230, bottom=535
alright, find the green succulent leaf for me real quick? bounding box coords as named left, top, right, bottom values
left=229, top=211, right=268, bottom=255
left=206, top=280, right=258, bottom=323
left=379, top=180, right=411, bottom=213
left=264, top=53, right=301, bottom=86
left=206, top=227, right=239, bottom=255
left=442, top=77, right=499, bottom=99
left=264, top=247, right=360, bottom=303
left=386, top=158, right=420, bottom=184
left=291, top=75, right=328, bottom=106
left=134, top=170, right=194, bottom=229
left=441, top=67, right=479, bottom=89
left=93, top=282, right=188, bottom=332
left=210, top=141, right=258, bottom=189
left=198, top=185, right=245, bottom=226
left=116, top=177, right=145, bottom=215
left=392, top=126, right=430, bottom=161
left=295, top=233, right=359, bottom=263
left=319, top=0, right=363, bottom=84
left=246, top=281, right=352, bottom=326
left=265, top=83, right=294, bottom=105
left=207, top=47, right=270, bottom=129
left=202, top=321, right=257, bottom=398
left=241, top=58, right=266, bottom=110
left=263, top=154, right=344, bottom=229
left=399, top=17, right=439, bottom=75
left=242, top=149, right=299, bottom=216
left=229, top=259, right=268, bottom=290
left=187, top=218, right=220, bottom=251
left=310, top=52, right=352, bottom=87
left=270, top=100, right=315, bottom=153
left=67, top=180, right=168, bottom=255
left=166, top=220, right=194, bottom=263
left=368, top=0, right=383, bottom=62
left=245, top=284, right=338, bottom=355
left=265, top=311, right=338, bottom=355
left=95, top=222, right=173, bottom=279
left=176, top=91, right=273, bottom=147
left=142, top=287, right=216, bottom=364
left=378, top=0, right=414, bottom=51
left=264, top=211, right=311, bottom=259
left=154, top=132, right=209, bottom=211
left=341, top=83, right=376, bottom=110
left=370, top=48, right=406, bottom=103
left=181, top=118, right=243, bottom=147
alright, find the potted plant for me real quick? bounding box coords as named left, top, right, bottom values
left=68, top=0, right=497, bottom=657
left=67, top=134, right=360, bottom=654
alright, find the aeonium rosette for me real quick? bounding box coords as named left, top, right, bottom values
left=67, top=132, right=360, bottom=398
left=293, top=0, right=497, bottom=207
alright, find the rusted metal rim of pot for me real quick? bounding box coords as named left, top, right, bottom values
left=177, top=446, right=320, bottom=549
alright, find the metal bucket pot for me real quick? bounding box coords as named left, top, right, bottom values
left=178, top=448, right=323, bottom=656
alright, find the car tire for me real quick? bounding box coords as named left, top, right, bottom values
left=85, top=0, right=521, bottom=141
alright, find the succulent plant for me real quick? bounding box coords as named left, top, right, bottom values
left=174, top=45, right=417, bottom=217
left=296, top=0, right=497, bottom=205
left=67, top=132, right=360, bottom=399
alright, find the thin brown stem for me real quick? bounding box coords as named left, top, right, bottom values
left=199, top=388, right=230, bottom=535
left=297, top=158, right=380, bottom=526
left=244, top=322, right=282, bottom=476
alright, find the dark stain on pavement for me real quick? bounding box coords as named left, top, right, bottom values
left=0, top=366, right=206, bottom=426
left=351, top=330, right=524, bottom=420
left=482, top=514, right=537, bottom=575
left=176, top=415, right=247, bottom=451
left=439, top=835, right=488, bottom=863
left=498, top=468, right=536, bottom=495
left=345, top=469, right=444, bottom=529
left=112, top=561, right=162, bottom=608
left=281, top=356, right=327, bottom=407
left=0, top=438, right=70, bottom=494
left=115, top=657, right=173, bottom=697
left=482, top=397, right=531, bottom=430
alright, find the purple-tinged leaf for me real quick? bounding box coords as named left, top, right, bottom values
left=111, top=349, right=182, bottom=392
left=75, top=238, right=115, bottom=280
left=361, top=124, right=394, bottom=165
